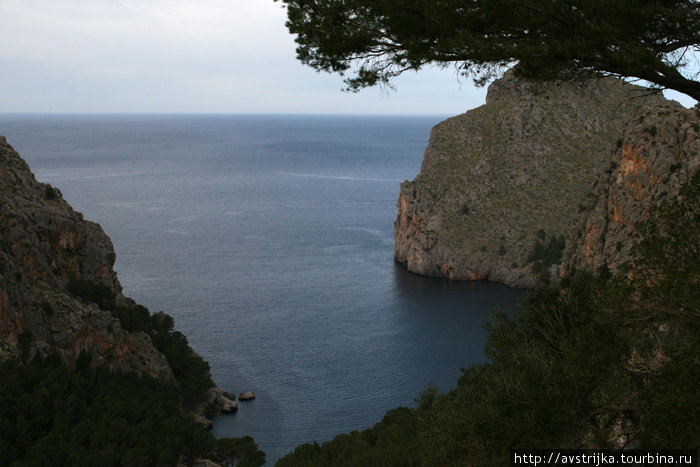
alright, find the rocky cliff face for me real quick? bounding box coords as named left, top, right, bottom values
left=395, top=71, right=673, bottom=287
left=0, top=135, right=172, bottom=380
left=562, top=106, right=700, bottom=274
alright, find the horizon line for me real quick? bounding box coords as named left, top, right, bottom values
left=0, top=111, right=459, bottom=118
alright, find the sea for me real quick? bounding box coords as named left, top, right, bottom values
left=0, top=114, right=523, bottom=463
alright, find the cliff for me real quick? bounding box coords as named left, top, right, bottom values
left=562, top=106, right=700, bottom=274
left=0, top=134, right=253, bottom=464
left=394, top=71, right=672, bottom=287
left=0, top=134, right=172, bottom=379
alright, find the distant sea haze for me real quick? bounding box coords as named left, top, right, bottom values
left=0, top=114, right=523, bottom=463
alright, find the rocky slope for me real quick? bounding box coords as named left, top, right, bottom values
left=0, top=134, right=172, bottom=378
left=395, top=71, right=673, bottom=287
left=562, top=105, right=700, bottom=274
left=0, top=134, right=241, bottom=426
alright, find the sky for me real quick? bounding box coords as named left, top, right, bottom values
left=0, top=0, right=696, bottom=115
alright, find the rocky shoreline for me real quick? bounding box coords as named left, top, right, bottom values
left=190, top=388, right=257, bottom=428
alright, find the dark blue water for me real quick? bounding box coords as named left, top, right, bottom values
left=0, top=114, right=523, bottom=463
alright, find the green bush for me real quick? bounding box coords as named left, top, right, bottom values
left=0, top=355, right=215, bottom=466
left=277, top=407, right=419, bottom=466
left=526, top=233, right=565, bottom=270
left=215, top=436, right=266, bottom=467
left=44, top=184, right=58, bottom=200
left=66, top=278, right=116, bottom=310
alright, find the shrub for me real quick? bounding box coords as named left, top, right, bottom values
left=0, top=355, right=216, bottom=465
left=526, top=233, right=565, bottom=269
left=66, top=278, right=116, bottom=310
left=44, top=184, right=58, bottom=200
left=215, top=436, right=266, bottom=467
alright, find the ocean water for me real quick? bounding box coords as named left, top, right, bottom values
left=0, top=114, right=523, bottom=463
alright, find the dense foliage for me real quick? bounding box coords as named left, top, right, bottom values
left=214, top=436, right=267, bottom=467
left=0, top=355, right=213, bottom=466
left=2, top=289, right=268, bottom=466
left=276, top=0, right=700, bottom=100
left=278, top=173, right=700, bottom=465
left=526, top=232, right=566, bottom=275
left=278, top=407, right=420, bottom=466
left=0, top=355, right=267, bottom=467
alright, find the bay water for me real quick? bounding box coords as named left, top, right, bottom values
left=0, top=114, right=523, bottom=463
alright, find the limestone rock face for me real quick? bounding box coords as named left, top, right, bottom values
left=562, top=106, right=700, bottom=274
left=0, top=135, right=172, bottom=381
left=394, top=71, right=672, bottom=287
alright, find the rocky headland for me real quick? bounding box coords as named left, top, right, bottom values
left=0, top=134, right=235, bottom=424
left=395, top=71, right=695, bottom=286
left=0, top=135, right=163, bottom=371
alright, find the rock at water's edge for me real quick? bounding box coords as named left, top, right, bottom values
left=238, top=391, right=256, bottom=401
left=192, top=387, right=239, bottom=422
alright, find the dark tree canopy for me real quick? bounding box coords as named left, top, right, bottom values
left=276, top=0, right=700, bottom=101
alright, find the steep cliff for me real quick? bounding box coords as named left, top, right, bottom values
left=0, top=135, right=172, bottom=380
left=394, top=71, right=672, bottom=287
left=562, top=106, right=700, bottom=274
left=0, top=134, right=254, bottom=464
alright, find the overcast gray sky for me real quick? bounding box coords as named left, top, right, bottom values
left=0, top=0, right=491, bottom=114
left=0, top=0, right=696, bottom=114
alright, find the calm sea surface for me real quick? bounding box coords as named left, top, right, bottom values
left=0, top=114, right=523, bottom=463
